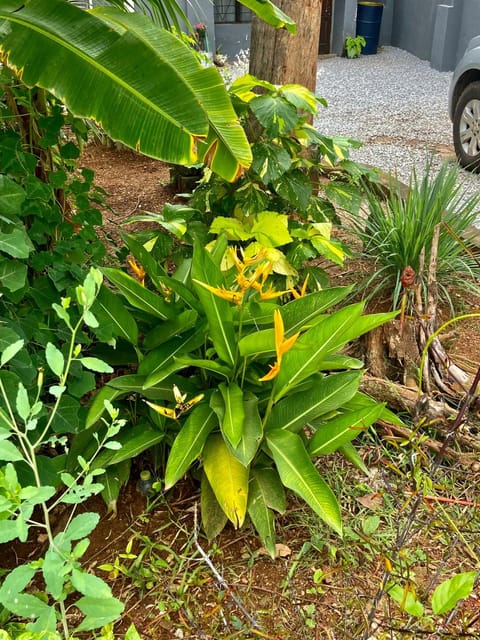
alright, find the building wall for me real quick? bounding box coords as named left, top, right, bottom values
left=123, top=0, right=480, bottom=72
left=215, top=24, right=250, bottom=59
left=390, top=0, right=437, bottom=60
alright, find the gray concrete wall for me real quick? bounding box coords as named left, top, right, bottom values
left=135, top=0, right=480, bottom=72
left=391, top=0, right=437, bottom=60
left=215, top=24, right=250, bottom=58
left=457, top=0, right=480, bottom=62
left=331, top=0, right=357, bottom=55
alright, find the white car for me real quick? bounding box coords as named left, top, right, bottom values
left=449, top=35, right=480, bottom=171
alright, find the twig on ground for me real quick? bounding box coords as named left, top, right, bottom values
left=192, top=504, right=260, bottom=631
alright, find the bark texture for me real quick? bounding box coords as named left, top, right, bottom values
left=249, top=0, right=322, bottom=91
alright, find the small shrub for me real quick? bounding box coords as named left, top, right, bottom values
left=349, top=160, right=480, bottom=309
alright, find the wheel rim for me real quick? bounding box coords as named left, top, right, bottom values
left=459, top=98, right=480, bottom=157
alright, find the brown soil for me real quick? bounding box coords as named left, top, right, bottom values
left=1, top=145, right=479, bottom=640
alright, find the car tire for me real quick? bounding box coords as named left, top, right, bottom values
left=453, top=81, right=480, bottom=171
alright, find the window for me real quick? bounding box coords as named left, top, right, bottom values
left=214, top=0, right=252, bottom=24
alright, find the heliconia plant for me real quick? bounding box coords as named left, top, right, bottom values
left=87, top=235, right=400, bottom=556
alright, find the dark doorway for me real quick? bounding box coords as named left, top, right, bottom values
left=319, top=0, right=333, bottom=54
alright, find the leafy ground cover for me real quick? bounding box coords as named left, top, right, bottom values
left=2, top=145, right=478, bottom=640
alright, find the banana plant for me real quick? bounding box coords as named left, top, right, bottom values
left=0, top=0, right=252, bottom=181
left=87, top=236, right=402, bottom=556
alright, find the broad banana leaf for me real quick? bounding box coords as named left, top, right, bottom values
left=106, top=0, right=188, bottom=31
left=240, top=0, right=296, bottom=33
left=0, top=0, right=251, bottom=181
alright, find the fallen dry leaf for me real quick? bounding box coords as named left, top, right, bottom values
left=356, top=492, right=383, bottom=511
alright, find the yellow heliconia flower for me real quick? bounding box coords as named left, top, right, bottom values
left=259, top=309, right=300, bottom=382
left=145, top=400, right=176, bottom=419
left=291, top=274, right=310, bottom=300
left=128, top=257, right=146, bottom=286
left=193, top=279, right=244, bottom=305
left=259, top=284, right=291, bottom=301
left=145, top=387, right=205, bottom=420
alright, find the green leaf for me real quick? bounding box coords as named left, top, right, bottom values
left=266, top=371, right=362, bottom=433
left=141, top=330, right=205, bottom=388
left=309, top=405, right=385, bottom=455
left=239, top=0, right=296, bottom=33
left=251, top=211, right=292, bottom=247
left=164, top=405, right=217, bottom=490
left=62, top=512, right=100, bottom=542
left=18, top=485, right=56, bottom=505
left=144, top=310, right=198, bottom=349
left=0, top=564, right=35, bottom=603
left=174, top=356, right=232, bottom=379
left=79, top=357, right=114, bottom=374
left=386, top=582, right=424, bottom=617
left=310, top=234, right=346, bottom=266
left=0, top=338, right=24, bottom=367
left=0, top=174, right=26, bottom=215
left=51, top=394, right=81, bottom=434
left=281, top=286, right=353, bottom=334
left=191, top=242, right=235, bottom=366
left=338, top=442, right=369, bottom=474
left=200, top=471, right=228, bottom=539
left=250, top=94, right=298, bottom=136
left=0, top=257, right=27, bottom=292
left=0, top=520, right=21, bottom=543
left=0, top=227, right=33, bottom=259
left=251, top=142, right=291, bottom=184
left=92, top=427, right=164, bottom=469
left=247, top=471, right=277, bottom=558
left=0, top=593, right=52, bottom=620
left=238, top=328, right=275, bottom=359
left=266, top=429, right=342, bottom=535
left=15, top=382, right=30, bottom=421
left=203, top=434, right=249, bottom=528
left=431, top=571, right=476, bottom=615
left=71, top=568, right=113, bottom=599
left=75, top=595, right=124, bottom=631
left=42, top=547, right=67, bottom=600
left=86, top=386, right=123, bottom=428
left=228, top=392, right=263, bottom=466
left=102, top=267, right=174, bottom=320
left=45, top=342, right=65, bottom=377
left=209, top=216, right=253, bottom=242
left=218, top=382, right=245, bottom=448
left=274, top=169, right=312, bottom=212
left=276, top=303, right=397, bottom=399
left=325, top=181, right=363, bottom=215
left=100, top=460, right=131, bottom=516
left=93, top=286, right=139, bottom=345
left=125, top=623, right=142, bottom=640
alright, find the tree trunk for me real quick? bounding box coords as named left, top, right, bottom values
left=249, top=0, right=322, bottom=91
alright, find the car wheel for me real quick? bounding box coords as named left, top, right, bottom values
left=453, top=81, right=480, bottom=171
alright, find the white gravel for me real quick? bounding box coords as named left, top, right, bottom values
left=314, top=46, right=480, bottom=207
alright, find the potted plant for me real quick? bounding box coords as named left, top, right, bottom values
left=344, top=34, right=366, bottom=58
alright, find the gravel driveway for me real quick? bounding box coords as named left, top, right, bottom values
left=314, top=46, right=480, bottom=203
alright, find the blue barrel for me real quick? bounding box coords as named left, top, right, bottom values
left=356, top=2, right=384, bottom=55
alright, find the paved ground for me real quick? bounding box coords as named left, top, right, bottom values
left=314, top=46, right=480, bottom=205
